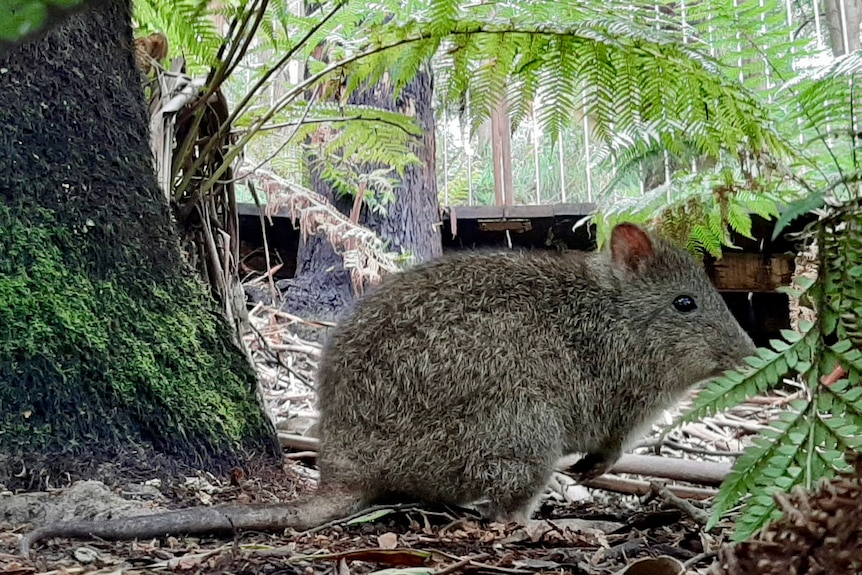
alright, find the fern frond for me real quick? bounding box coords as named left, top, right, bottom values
left=679, top=195, right=862, bottom=542
left=133, top=0, right=221, bottom=73
left=685, top=326, right=815, bottom=423
left=712, top=410, right=806, bottom=538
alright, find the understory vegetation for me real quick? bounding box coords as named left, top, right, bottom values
left=4, top=0, right=862, bottom=545
left=134, top=0, right=862, bottom=544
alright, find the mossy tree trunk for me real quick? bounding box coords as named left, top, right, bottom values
left=0, top=0, right=279, bottom=488
left=283, top=69, right=442, bottom=322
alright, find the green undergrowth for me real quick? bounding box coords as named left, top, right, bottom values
left=678, top=199, right=862, bottom=542
left=0, top=204, right=276, bottom=467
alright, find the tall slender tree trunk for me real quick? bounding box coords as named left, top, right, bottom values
left=283, top=69, right=442, bottom=322
left=0, top=0, right=279, bottom=489
left=824, top=0, right=862, bottom=55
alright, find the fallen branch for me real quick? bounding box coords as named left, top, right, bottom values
left=279, top=433, right=319, bottom=451
left=648, top=481, right=711, bottom=526
left=581, top=476, right=717, bottom=500
left=280, top=435, right=732, bottom=489
left=606, top=454, right=730, bottom=486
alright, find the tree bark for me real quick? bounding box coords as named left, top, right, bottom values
left=283, top=69, right=442, bottom=323
left=0, top=0, right=104, bottom=58
left=0, top=0, right=279, bottom=489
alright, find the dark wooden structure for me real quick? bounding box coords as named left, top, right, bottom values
left=238, top=202, right=813, bottom=347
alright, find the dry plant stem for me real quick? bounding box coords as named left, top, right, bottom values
left=19, top=504, right=309, bottom=556
left=298, top=503, right=426, bottom=536
left=680, top=423, right=729, bottom=444
left=582, top=476, right=718, bottom=500
left=285, top=450, right=318, bottom=459
left=279, top=433, right=319, bottom=451
left=350, top=181, right=367, bottom=224
left=280, top=436, right=730, bottom=487
left=609, top=454, right=730, bottom=486
left=246, top=181, right=278, bottom=298
left=683, top=551, right=718, bottom=570
left=270, top=343, right=321, bottom=357
left=659, top=439, right=744, bottom=458
left=648, top=481, right=711, bottom=526
left=435, top=554, right=491, bottom=575
left=743, top=392, right=802, bottom=406
left=711, top=414, right=763, bottom=433
left=246, top=325, right=315, bottom=388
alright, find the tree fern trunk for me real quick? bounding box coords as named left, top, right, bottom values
left=284, top=68, right=442, bottom=323
left=0, top=0, right=280, bottom=489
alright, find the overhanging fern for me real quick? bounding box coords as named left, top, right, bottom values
left=133, top=0, right=218, bottom=73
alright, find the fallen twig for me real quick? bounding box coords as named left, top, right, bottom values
left=648, top=481, right=711, bottom=526
left=581, top=476, right=718, bottom=500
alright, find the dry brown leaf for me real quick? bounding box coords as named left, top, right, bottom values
left=617, top=556, right=684, bottom=575
left=376, top=533, right=399, bottom=549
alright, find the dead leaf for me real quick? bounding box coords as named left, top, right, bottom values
left=290, top=548, right=432, bottom=567
left=72, top=546, right=101, bottom=563
left=377, top=532, right=399, bottom=549
left=513, top=558, right=563, bottom=570
left=616, top=556, right=685, bottom=575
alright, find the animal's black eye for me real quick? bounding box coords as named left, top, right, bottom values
left=673, top=295, right=698, bottom=313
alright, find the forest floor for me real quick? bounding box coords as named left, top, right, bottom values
left=0, top=300, right=789, bottom=575
left=0, top=460, right=721, bottom=575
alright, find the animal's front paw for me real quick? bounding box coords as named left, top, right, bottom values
left=567, top=452, right=615, bottom=482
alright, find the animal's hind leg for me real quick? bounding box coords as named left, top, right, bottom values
left=486, top=486, right=547, bottom=524
left=470, top=456, right=557, bottom=524
left=465, top=406, right=563, bottom=524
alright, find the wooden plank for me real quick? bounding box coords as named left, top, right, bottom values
left=445, top=205, right=505, bottom=220
left=553, top=202, right=598, bottom=217
left=500, top=102, right=514, bottom=206
left=239, top=203, right=599, bottom=223
left=502, top=205, right=554, bottom=218
left=440, top=204, right=596, bottom=221
left=478, top=219, right=532, bottom=232
left=490, top=103, right=505, bottom=206
left=237, top=202, right=265, bottom=217
left=704, top=252, right=795, bottom=293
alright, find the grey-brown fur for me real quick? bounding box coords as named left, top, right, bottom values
left=315, top=222, right=756, bottom=521
left=19, top=223, right=755, bottom=554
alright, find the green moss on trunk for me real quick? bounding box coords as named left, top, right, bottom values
left=0, top=0, right=279, bottom=474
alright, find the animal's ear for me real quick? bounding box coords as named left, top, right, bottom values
left=610, top=223, right=655, bottom=272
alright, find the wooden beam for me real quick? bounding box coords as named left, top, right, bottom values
left=704, top=252, right=795, bottom=293
left=490, top=102, right=505, bottom=206
left=478, top=219, right=532, bottom=232
left=439, top=204, right=597, bottom=221
left=500, top=100, right=514, bottom=206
